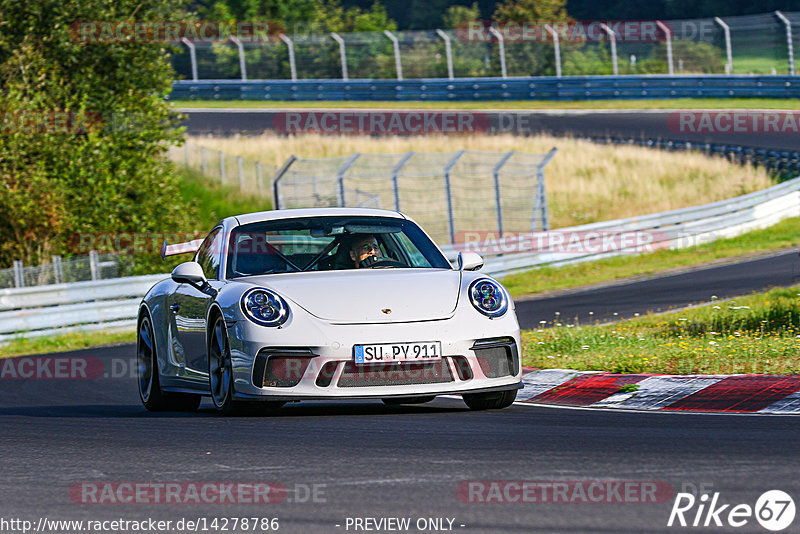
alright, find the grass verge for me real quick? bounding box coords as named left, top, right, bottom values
left=521, top=286, right=800, bottom=375
left=171, top=98, right=799, bottom=110
left=1, top=330, right=135, bottom=359
left=503, top=216, right=800, bottom=298
left=187, top=133, right=773, bottom=231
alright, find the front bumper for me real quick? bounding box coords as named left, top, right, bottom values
left=226, top=313, right=522, bottom=401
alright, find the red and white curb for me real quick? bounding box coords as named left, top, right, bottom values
left=518, top=368, right=800, bottom=414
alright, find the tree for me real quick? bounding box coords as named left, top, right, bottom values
left=0, top=0, right=187, bottom=268
left=443, top=2, right=481, bottom=29
left=492, top=0, right=568, bottom=21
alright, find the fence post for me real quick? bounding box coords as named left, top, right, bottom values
left=336, top=153, right=362, bottom=207
left=488, top=27, right=507, bottom=78
left=255, top=161, right=263, bottom=196
left=600, top=23, right=618, bottom=75
left=383, top=30, right=403, bottom=80
left=280, top=34, right=297, bottom=81
left=775, top=11, right=795, bottom=75
left=201, top=146, right=207, bottom=175
left=714, top=17, right=733, bottom=74
left=220, top=151, right=226, bottom=184
left=656, top=21, right=674, bottom=75
left=89, top=250, right=99, bottom=281
left=331, top=32, right=349, bottom=80
left=390, top=152, right=415, bottom=211
left=12, top=260, right=23, bottom=288
left=533, top=148, right=558, bottom=232
left=237, top=156, right=244, bottom=191
left=272, top=155, right=298, bottom=210
left=493, top=151, right=515, bottom=237
left=52, top=255, right=63, bottom=284
left=181, top=38, right=198, bottom=81
left=229, top=36, right=247, bottom=81
left=544, top=25, right=561, bottom=77
left=443, top=150, right=466, bottom=244
left=435, top=29, right=454, bottom=80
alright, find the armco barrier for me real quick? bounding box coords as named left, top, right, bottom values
left=170, top=75, right=800, bottom=101
left=2, top=175, right=799, bottom=341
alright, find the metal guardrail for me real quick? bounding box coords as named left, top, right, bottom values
left=439, top=175, right=800, bottom=277
left=170, top=75, right=800, bottom=101
left=0, top=275, right=166, bottom=343
left=2, top=175, right=799, bottom=341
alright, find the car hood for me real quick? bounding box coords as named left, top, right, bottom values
left=244, top=269, right=461, bottom=323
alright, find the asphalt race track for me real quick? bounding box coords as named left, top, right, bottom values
left=515, top=249, right=800, bottom=329
left=180, top=108, right=800, bottom=151
left=4, top=109, right=799, bottom=533
left=2, top=345, right=800, bottom=534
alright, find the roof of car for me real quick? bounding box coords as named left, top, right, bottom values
left=231, top=207, right=407, bottom=226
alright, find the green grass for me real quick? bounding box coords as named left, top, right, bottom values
left=502, top=216, right=800, bottom=298
left=122, top=167, right=271, bottom=276
left=170, top=98, right=798, bottom=110
left=176, top=166, right=271, bottom=230
left=522, top=286, right=800, bottom=375
left=1, top=330, right=135, bottom=359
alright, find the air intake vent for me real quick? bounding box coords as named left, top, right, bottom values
left=254, top=348, right=315, bottom=388
left=337, top=360, right=454, bottom=387
left=472, top=338, right=519, bottom=378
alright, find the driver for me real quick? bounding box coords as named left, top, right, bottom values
left=349, top=235, right=384, bottom=268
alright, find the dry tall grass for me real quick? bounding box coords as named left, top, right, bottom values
left=187, top=134, right=774, bottom=228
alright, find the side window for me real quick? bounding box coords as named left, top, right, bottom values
left=195, top=228, right=222, bottom=280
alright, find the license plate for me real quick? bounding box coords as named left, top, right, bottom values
left=353, top=342, right=442, bottom=364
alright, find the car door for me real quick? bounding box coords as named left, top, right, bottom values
left=171, top=227, right=225, bottom=381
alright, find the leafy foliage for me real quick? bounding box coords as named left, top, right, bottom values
left=0, top=0, right=188, bottom=268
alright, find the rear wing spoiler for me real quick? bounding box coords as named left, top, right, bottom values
left=161, top=238, right=205, bottom=260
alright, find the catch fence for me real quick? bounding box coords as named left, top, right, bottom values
left=170, top=11, right=800, bottom=83
left=272, top=149, right=557, bottom=245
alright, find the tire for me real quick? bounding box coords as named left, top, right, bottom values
left=208, top=314, right=253, bottom=416
left=137, top=314, right=201, bottom=412
left=382, top=396, right=436, bottom=406
left=462, top=389, right=517, bottom=411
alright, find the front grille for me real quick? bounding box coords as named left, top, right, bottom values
left=337, top=360, right=454, bottom=388
left=472, top=338, right=519, bottom=378
left=253, top=348, right=315, bottom=388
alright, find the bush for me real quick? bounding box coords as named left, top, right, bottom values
left=0, top=0, right=188, bottom=268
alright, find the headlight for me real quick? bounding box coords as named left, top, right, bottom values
left=468, top=279, right=508, bottom=318
left=241, top=288, right=289, bottom=327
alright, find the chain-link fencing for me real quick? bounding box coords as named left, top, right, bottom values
left=0, top=252, right=119, bottom=289
left=273, top=149, right=557, bottom=246
left=170, top=11, right=800, bottom=82
left=168, top=143, right=277, bottom=197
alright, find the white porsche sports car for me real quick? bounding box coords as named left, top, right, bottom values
left=137, top=208, right=522, bottom=415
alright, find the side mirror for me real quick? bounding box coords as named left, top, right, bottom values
left=458, top=251, right=484, bottom=271
left=171, top=261, right=207, bottom=286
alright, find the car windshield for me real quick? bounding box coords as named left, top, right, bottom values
left=226, top=216, right=452, bottom=278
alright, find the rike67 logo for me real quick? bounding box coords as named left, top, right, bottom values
left=668, top=490, right=795, bottom=531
